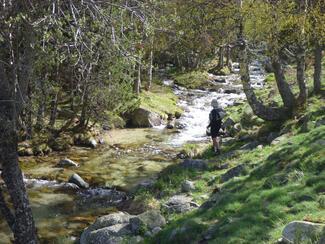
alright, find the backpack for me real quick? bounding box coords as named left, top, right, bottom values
left=210, top=109, right=222, bottom=127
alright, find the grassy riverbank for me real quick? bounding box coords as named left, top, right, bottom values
left=132, top=95, right=325, bottom=243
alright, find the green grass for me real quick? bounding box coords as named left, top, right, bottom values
left=140, top=84, right=183, bottom=118
left=145, top=125, right=325, bottom=243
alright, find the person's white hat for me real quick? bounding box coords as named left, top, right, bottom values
left=211, top=99, right=219, bottom=108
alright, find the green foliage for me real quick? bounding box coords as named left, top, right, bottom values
left=173, top=71, right=210, bottom=89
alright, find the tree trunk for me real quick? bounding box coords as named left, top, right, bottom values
left=313, top=42, right=322, bottom=94
left=271, top=58, right=296, bottom=110
left=148, top=47, right=153, bottom=91
left=218, top=46, right=224, bottom=68
left=0, top=67, right=37, bottom=244
left=226, top=45, right=231, bottom=69
left=134, top=62, right=141, bottom=95
left=296, top=46, right=307, bottom=104
left=49, top=91, right=59, bottom=128
left=238, top=40, right=288, bottom=121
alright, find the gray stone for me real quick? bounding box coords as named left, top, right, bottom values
left=130, top=210, right=166, bottom=233
left=181, top=180, right=195, bottom=193
left=69, top=173, right=89, bottom=189
left=271, top=133, right=290, bottom=145
left=267, top=132, right=279, bottom=144
left=223, top=118, right=235, bottom=130
left=128, top=108, right=161, bottom=128
left=92, top=212, right=132, bottom=230
left=175, top=121, right=186, bottom=129
left=220, top=164, right=246, bottom=183
left=282, top=221, right=325, bottom=243
left=57, top=158, right=79, bottom=167
left=240, top=141, right=259, bottom=150
left=180, top=159, right=208, bottom=170
left=80, top=212, right=132, bottom=244
left=152, top=227, right=162, bottom=235
left=163, top=195, right=199, bottom=213
left=86, top=224, right=131, bottom=244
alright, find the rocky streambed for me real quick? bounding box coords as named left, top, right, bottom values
left=0, top=62, right=266, bottom=243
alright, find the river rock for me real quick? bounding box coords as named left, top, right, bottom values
left=181, top=180, right=195, bottom=193
left=127, top=108, right=161, bottom=128
left=69, top=173, right=89, bottom=189
left=282, top=221, right=325, bottom=243
left=180, top=159, right=208, bottom=170
left=80, top=212, right=133, bottom=244
left=175, top=121, right=186, bottom=129
left=220, top=164, right=246, bottom=183
left=78, top=188, right=128, bottom=208
left=57, top=158, right=79, bottom=167
left=163, top=195, right=199, bottom=213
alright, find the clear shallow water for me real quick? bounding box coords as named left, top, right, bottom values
left=0, top=62, right=265, bottom=243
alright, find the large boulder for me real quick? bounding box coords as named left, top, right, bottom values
left=68, top=173, right=89, bottom=189
left=162, top=195, right=199, bottom=214
left=282, top=221, right=325, bottom=243
left=127, top=108, right=161, bottom=128
left=80, top=212, right=133, bottom=244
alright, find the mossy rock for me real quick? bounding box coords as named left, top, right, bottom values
left=48, top=134, right=73, bottom=151
left=74, top=133, right=97, bottom=148
left=32, top=143, right=52, bottom=156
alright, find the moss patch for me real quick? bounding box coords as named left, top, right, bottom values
left=140, top=84, right=183, bottom=118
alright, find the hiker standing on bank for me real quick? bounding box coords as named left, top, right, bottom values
left=207, top=99, right=225, bottom=155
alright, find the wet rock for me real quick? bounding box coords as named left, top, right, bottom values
left=163, top=195, right=199, bottom=213
left=175, top=111, right=182, bottom=119
left=78, top=188, right=128, bottom=209
left=181, top=180, right=195, bottom=193
left=57, top=158, right=79, bottom=168
left=220, top=164, right=246, bottom=183
left=23, top=178, right=80, bottom=192
left=69, top=173, right=89, bottom=189
left=282, top=221, right=325, bottom=243
left=180, top=159, right=208, bottom=170
left=214, top=78, right=226, bottom=83
left=166, top=121, right=174, bottom=129
left=127, top=108, right=161, bottom=128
